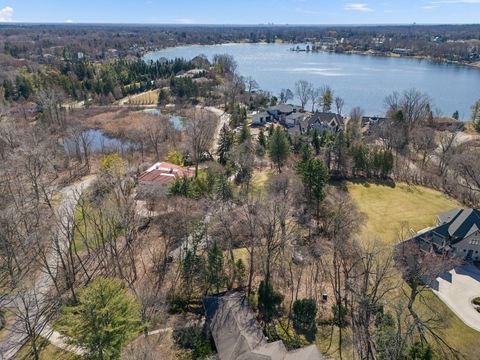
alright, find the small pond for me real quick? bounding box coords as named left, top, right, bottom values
left=64, top=129, right=138, bottom=155
left=143, top=108, right=186, bottom=131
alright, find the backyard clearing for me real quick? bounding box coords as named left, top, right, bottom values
left=347, top=182, right=462, bottom=244
left=347, top=181, right=480, bottom=359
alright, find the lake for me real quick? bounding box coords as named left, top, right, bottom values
left=145, top=43, right=480, bottom=118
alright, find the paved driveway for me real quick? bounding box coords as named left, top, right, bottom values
left=432, top=264, right=480, bottom=332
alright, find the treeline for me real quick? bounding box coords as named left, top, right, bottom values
left=2, top=57, right=198, bottom=102
left=2, top=24, right=480, bottom=64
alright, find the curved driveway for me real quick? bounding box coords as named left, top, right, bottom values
left=432, top=264, right=480, bottom=332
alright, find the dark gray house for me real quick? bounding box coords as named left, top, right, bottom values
left=400, top=208, right=480, bottom=261
left=267, top=104, right=300, bottom=121
left=203, top=291, right=325, bottom=360
left=298, top=112, right=345, bottom=134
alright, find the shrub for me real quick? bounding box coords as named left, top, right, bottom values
left=266, top=318, right=308, bottom=350
left=292, top=298, right=317, bottom=332
left=167, top=148, right=183, bottom=166
left=167, top=292, right=190, bottom=314
left=173, top=326, right=214, bottom=359
left=332, top=304, right=348, bottom=328
left=472, top=297, right=480, bottom=306
left=258, top=280, right=284, bottom=323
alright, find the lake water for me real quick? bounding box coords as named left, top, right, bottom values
left=145, top=43, right=480, bottom=118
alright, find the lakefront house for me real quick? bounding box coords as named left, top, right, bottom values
left=252, top=104, right=300, bottom=126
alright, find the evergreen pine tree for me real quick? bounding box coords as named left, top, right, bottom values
left=215, top=173, right=233, bottom=201
left=258, top=280, right=284, bottom=323
left=235, top=259, right=246, bottom=288
left=297, top=157, right=329, bottom=220
left=217, top=123, right=234, bottom=165
left=59, top=278, right=142, bottom=360
left=207, top=240, right=225, bottom=294
left=268, top=127, right=291, bottom=173
left=237, top=121, right=251, bottom=144
left=258, top=128, right=267, bottom=149
left=311, top=128, right=321, bottom=155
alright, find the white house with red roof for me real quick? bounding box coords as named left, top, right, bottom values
left=138, top=162, right=195, bottom=185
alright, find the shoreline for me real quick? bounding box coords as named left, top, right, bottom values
left=144, top=41, right=480, bottom=70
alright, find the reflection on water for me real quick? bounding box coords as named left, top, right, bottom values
left=143, top=108, right=186, bottom=131
left=145, top=43, right=480, bottom=117
left=64, top=129, right=137, bottom=154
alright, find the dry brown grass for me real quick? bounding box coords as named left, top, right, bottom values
left=119, top=90, right=160, bottom=106
left=75, top=108, right=162, bottom=136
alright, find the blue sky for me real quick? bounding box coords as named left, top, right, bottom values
left=0, top=0, right=479, bottom=24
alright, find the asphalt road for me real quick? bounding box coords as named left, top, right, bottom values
left=0, top=177, right=94, bottom=359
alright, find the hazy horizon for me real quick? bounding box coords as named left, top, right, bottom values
left=1, top=1, right=480, bottom=25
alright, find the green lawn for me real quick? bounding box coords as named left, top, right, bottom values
left=251, top=169, right=273, bottom=195
left=346, top=181, right=479, bottom=360
left=347, top=182, right=462, bottom=244
left=73, top=195, right=123, bottom=253
left=15, top=341, right=76, bottom=360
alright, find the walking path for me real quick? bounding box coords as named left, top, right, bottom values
left=197, top=105, right=231, bottom=157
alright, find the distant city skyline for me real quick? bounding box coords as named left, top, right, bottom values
left=1, top=0, right=480, bottom=25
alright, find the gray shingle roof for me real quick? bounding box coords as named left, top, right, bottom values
left=447, top=208, right=480, bottom=239
left=437, top=208, right=462, bottom=224
left=203, top=292, right=266, bottom=360
left=203, top=291, right=325, bottom=360
left=270, top=104, right=298, bottom=113
left=408, top=208, right=480, bottom=252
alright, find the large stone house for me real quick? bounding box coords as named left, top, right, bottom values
left=403, top=208, right=480, bottom=261
left=252, top=104, right=300, bottom=126
left=203, top=291, right=325, bottom=360
left=298, top=112, right=345, bottom=134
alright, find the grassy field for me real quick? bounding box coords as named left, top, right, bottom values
left=347, top=182, right=462, bottom=244
left=251, top=169, right=273, bottom=195
left=346, top=181, right=479, bottom=360
left=15, top=341, right=76, bottom=360
left=73, top=195, right=124, bottom=253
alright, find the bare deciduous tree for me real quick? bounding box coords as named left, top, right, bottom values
left=295, top=80, right=313, bottom=111
left=186, top=109, right=216, bottom=177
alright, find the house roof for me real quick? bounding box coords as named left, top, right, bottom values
left=268, top=104, right=299, bottom=114
left=203, top=291, right=267, bottom=360
left=138, top=162, right=195, bottom=185
left=285, top=112, right=305, bottom=121
left=437, top=208, right=462, bottom=224
left=203, top=291, right=325, bottom=360
left=302, top=112, right=344, bottom=131
left=254, top=111, right=270, bottom=118
left=447, top=208, right=480, bottom=240
left=408, top=208, right=480, bottom=251
left=285, top=345, right=325, bottom=360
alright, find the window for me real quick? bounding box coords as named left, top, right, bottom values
left=469, top=239, right=480, bottom=245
